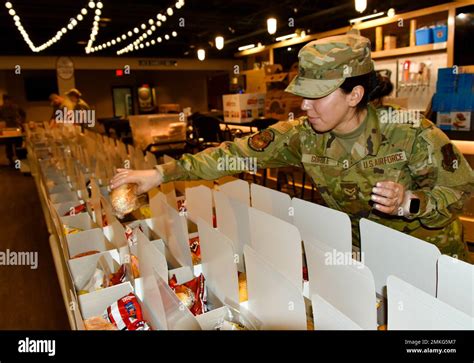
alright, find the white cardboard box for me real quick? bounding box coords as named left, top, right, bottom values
left=222, top=93, right=265, bottom=123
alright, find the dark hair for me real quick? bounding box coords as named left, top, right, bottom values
left=339, top=70, right=393, bottom=112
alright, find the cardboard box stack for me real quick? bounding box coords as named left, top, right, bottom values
left=432, top=68, right=474, bottom=131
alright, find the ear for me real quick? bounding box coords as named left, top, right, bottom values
left=346, top=85, right=365, bottom=107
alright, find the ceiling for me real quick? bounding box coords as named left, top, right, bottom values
left=0, top=0, right=449, bottom=59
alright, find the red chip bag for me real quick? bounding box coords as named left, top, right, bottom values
left=103, top=293, right=150, bottom=330
left=169, top=274, right=207, bottom=316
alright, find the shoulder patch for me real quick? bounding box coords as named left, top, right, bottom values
left=441, top=143, right=460, bottom=172
left=248, top=129, right=275, bottom=152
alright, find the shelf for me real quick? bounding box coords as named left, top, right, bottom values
left=372, top=42, right=447, bottom=59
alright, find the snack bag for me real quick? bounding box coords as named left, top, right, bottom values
left=169, top=274, right=207, bottom=316
left=102, top=293, right=150, bottom=331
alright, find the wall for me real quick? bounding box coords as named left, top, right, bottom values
left=75, top=70, right=213, bottom=119
left=0, top=55, right=240, bottom=121
left=0, top=68, right=228, bottom=121
left=0, top=70, right=52, bottom=121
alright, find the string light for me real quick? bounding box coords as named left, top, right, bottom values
left=5, top=0, right=92, bottom=53
left=96, top=0, right=185, bottom=54
left=116, top=0, right=184, bottom=55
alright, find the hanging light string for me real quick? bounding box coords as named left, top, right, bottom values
left=91, top=0, right=184, bottom=54
left=85, top=1, right=103, bottom=54
left=4, top=0, right=99, bottom=53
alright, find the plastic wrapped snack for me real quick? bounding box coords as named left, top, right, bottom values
left=214, top=304, right=260, bottom=331
left=110, top=183, right=140, bottom=219
left=169, top=274, right=207, bottom=316
left=102, top=293, right=150, bottom=330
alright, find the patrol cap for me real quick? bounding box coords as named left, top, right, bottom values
left=285, top=30, right=374, bottom=99
left=66, top=88, right=82, bottom=98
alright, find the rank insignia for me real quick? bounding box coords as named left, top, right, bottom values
left=341, top=182, right=359, bottom=201
left=248, top=129, right=275, bottom=152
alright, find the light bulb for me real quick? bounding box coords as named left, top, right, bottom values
left=197, top=48, right=205, bottom=61
left=167, top=8, right=173, bottom=16
left=267, top=18, right=277, bottom=34
left=88, top=1, right=95, bottom=8
left=215, top=36, right=224, bottom=49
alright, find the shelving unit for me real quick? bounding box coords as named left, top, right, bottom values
left=235, top=1, right=472, bottom=67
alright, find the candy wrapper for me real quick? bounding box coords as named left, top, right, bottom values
left=108, top=264, right=126, bottom=286
left=169, top=274, right=207, bottom=316
left=189, top=236, right=201, bottom=265
left=63, top=203, right=86, bottom=216
left=110, top=183, right=140, bottom=219
left=102, top=293, right=150, bottom=330
left=177, top=198, right=187, bottom=214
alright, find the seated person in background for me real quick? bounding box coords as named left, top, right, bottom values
left=66, top=88, right=91, bottom=111
left=0, top=94, right=26, bottom=128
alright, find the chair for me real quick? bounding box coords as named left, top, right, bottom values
left=189, top=113, right=225, bottom=150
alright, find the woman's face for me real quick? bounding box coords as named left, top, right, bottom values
left=301, top=88, right=352, bottom=133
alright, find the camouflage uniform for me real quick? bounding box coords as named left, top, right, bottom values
left=156, top=32, right=474, bottom=260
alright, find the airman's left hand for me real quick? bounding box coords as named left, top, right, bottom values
left=371, top=181, right=408, bottom=216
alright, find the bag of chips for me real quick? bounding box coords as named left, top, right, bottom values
left=102, top=293, right=150, bottom=331
left=169, top=273, right=207, bottom=316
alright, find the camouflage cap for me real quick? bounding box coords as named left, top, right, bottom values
left=285, top=31, right=374, bottom=98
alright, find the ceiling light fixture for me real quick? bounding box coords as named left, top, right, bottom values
left=267, top=17, right=277, bottom=34
left=355, top=0, right=367, bottom=13
left=238, top=44, right=255, bottom=51
left=275, top=33, right=297, bottom=42
left=349, top=11, right=385, bottom=24
left=215, top=36, right=224, bottom=50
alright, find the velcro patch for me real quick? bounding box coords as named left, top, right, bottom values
left=248, top=129, right=275, bottom=152
left=302, top=154, right=339, bottom=166
left=361, top=151, right=407, bottom=169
